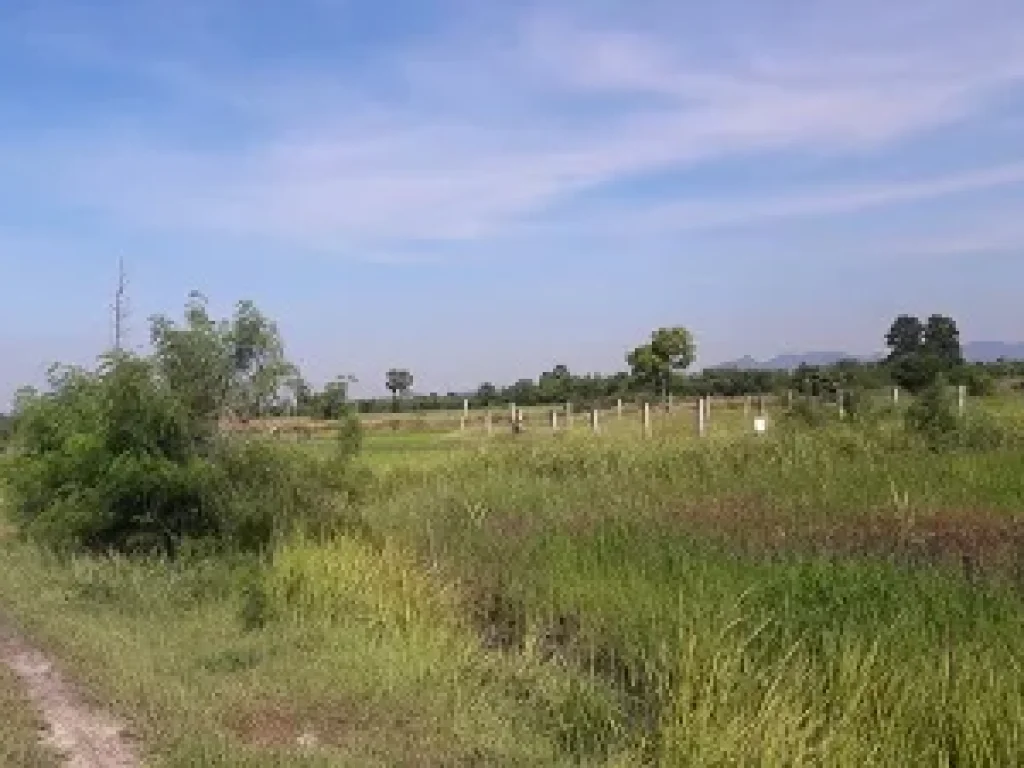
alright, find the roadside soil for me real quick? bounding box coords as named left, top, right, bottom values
left=0, top=617, right=141, bottom=768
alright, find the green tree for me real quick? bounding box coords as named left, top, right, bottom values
left=923, top=314, right=963, bottom=371
left=385, top=369, right=414, bottom=411
left=148, top=293, right=233, bottom=443
left=224, top=299, right=296, bottom=417
left=884, top=313, right=963, bottom=394
left=627, top=327, right=696, bottom=400
left=149, top=292, right=296, bottom=434
left=885, top=315, right=925, bottom=360
left=318, top=375, right=357, bottom=421
left=476, top=382, right=498, bottom=405
left=539, top=364, right=573, bottom=402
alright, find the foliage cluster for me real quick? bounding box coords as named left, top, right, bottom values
left=1, top=294, right=362, bottom=554
left=348, top=314, right=1022, bottom=414
left=884, top=313, right=964, bottom=393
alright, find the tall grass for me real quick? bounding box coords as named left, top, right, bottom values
left=1, top=402, right=1023, bottom=764
left=360, top=416, right=1024, bottom=763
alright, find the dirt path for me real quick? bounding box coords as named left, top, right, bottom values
left=0, top=619, right=141, bottom=768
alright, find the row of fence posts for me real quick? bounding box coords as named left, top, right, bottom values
left=456, top=384, right=968, bottom=438
left=458, top=394, right=769, bottom=439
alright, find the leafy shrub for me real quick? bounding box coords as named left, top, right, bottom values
left=955, top=367, right=997, bottom=397
left=334, top=410, right=363, bottom=460
left=4, top=356, right=204, bottom=552
left=904, top=378, right=958, bottom=449
left=3, top=346, right=363, bottom=555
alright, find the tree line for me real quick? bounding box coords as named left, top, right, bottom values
left=351, top=316, right=1022, bottom=414
left=3, top=306, right=1021, bottom=427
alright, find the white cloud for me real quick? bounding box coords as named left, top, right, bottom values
left=4, top=0, right=1024, bottom=255
left=549, top=162, right=1024, bottom=237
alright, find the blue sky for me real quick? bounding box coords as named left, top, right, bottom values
left=2, top=0, right=1023, bottom=402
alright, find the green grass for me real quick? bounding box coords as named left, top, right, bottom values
left=0, top=539, right=644, bottom=766
left=1, top=397, right=1023, bottom=765
left=0, top=662, right=58, bottom=768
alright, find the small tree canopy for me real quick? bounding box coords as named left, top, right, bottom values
left=627, top=327, right=696, bottom=398
left=884, top=313, right=963, bottom=394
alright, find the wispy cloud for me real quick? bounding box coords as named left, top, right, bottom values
left=547, top=162, right=1024, bottom=237
left=4, top=0, right=1024, bottom=256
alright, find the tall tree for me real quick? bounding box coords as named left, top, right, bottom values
left=228, top=300, right=296, bottom=417
left=385, top=368, right=414, bottom=411
left=476, top=382, right=498, bottom=405
left=923, top=314, right=963, bottom=371
left=149, top=292, right=234, bottom=442
left=885, top=315, right=925, bottom=361
left=627, top=327, right=696, bottom=400
left=149, top=292, right=296, bottom=437
left=539, top=363, right=573, bottom=402
left=883, top=313, right=962, bottom=394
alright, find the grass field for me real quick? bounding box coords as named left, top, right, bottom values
left=1, top=395, right=1023, bottom=765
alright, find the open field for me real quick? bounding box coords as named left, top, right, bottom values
left=1, top=395, right=1023, bottom=765
left=356, top=397, right=768, bottom=433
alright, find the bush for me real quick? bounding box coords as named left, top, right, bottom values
left=2, top=353, right=363, bottom=554
left=955, top=367, right=996, bottom=397
left=904, top=378, right=958, bottom=449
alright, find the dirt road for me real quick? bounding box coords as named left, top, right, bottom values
left=0, top=618, right=140, bottom=767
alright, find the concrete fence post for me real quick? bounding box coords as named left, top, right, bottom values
left=550, top=409, right=559, bottom=431
left=696, top=397, right=707, bottom=438
left=590, top=408, right=600, bottom=434
left=958, top=385, right=967, bottom=415
left=642, top=402, right=651, bottom=438
left=616, top=398, right=623, bottom=420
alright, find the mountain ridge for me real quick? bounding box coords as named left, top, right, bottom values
left=709, top=341, right=1024, bottom=370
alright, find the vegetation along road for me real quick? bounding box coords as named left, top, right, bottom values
left=1, top=296, right=1022, bottom=765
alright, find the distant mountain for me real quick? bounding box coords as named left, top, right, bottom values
left=710, top=341, right=1024, bottom=371
left=962, top=341, right=1024, bottom=363
left=709, top=351, right=870, bottom=371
